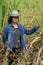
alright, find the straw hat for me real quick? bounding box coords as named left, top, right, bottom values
left=10, top=10, right=20, bottom=17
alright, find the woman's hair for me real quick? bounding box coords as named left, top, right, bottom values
left=8, top=16, right=19, bottom=24
left=8, top=16, right=12, bottom=24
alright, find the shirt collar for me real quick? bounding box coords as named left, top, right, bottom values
left=10, top=23, right=19, bottom=28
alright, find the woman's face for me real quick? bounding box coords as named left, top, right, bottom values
left=12, top=17, right=19, bottom=24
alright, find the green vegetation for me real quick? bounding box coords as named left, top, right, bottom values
left=0, top=0, right=43, bottom=32
left=0, top=0, right=43, bottom=65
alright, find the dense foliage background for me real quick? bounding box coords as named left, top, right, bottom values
left=0, top=0, right=43, bottom=32
left=0, top=0, right=43, bottom=65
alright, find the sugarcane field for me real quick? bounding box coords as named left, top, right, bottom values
left=0, top=0, right=43, bottom=65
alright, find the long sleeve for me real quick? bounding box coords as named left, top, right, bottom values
left=2, top=27, right=8, bottom=45
left=23, top=26, right=39, bottom=35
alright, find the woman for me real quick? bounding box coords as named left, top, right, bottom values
left=2, top=10, right=39, bottom=65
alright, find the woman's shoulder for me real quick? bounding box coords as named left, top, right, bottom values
left=18, top=23, right=24, bottom=28
left=7, top=24, right=12, bottom=28
left=3, top=24, right=12, bottom=31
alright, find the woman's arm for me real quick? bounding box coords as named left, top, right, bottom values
left=23, top=25, right=39, bottom=35
left=2, top=27, right=8, bottom=45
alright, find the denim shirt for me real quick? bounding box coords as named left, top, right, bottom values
left=2, top=23, right=39, bottom=51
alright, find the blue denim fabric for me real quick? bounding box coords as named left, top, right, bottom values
left=2, top=23, right=39, bottom=51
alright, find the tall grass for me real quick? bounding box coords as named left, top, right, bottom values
left=0, top=0, right=43, bottom=65
left=0, top=0, right=43, bottom=32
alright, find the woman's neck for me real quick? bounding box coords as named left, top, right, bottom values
left=12, top=23, right=18, bottom=28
